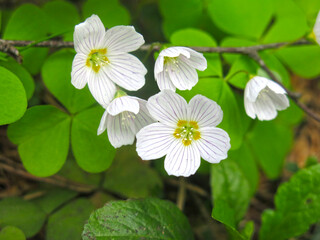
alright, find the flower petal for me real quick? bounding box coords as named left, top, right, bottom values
left=266, top=80, right=287, bottom=95
left=106, top=53, right=146, bottom=91
left=266, top=90, right=289, bottom=111
left=154, top=55, right=164, bottom=75
left=71, top=53, right=88, bottom=89
left=87, top=68, right=117, bottom=107
left=179, top=47, right=207, bottom=71
left=159, top=47, right=190, bottom=58
left=195, top=127, right=230, bottom=163
left=164, top=140, right=200, bottom=177
left=155, top=69, right=176, bottom=91
left=101, top=26, right=144, bottom=54
left=97, top=109, right=108, bottom=135
left=147, top=90, right=188, bottom=127
left=188, top=95, right=223, bottom=128
left=107, top=113, right=135, bottom=148
left=167, top=60, right=198, bottom=90
left=244, top=98, right=257, bottom=119
left=136, top=123, right=175, bottom=160
left=245, top=76, right=268, bottom=102
left=107, top=96, right=139, bottom=116
left=254, top=94, right=278, bottom=120
left=314, top=10, right=320, bottom=45
left=130, top=98, right=156, bottom=134
left=74, top=14, right=105, bottom=54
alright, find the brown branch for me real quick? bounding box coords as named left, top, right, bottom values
left=165, top=178, right=209, bottom=198
left=0, top=39, right=22, bottom=63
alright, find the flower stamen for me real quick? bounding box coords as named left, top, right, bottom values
left=86, top=48, right=109, bottom=73
left=173, top=120, right=201, bottom=146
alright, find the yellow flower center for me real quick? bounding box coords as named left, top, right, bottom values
left=86, top=49, right=109, bottom=73
left=173, top=120, right=201, bottom=146
left=164, top=56, right=179, bottom=72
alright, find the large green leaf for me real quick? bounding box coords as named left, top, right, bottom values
left=0, top=226, right=26, bottom=240
left=46, top=198, right=94, bottom=240
left=32, top=187, right=77, bottom=214
left=178, top=78, right=248, bottom=149
left=208, top=0, right=274, bottom=39
left=3, top=4, right=49, bottom=75
left=83, top=198, right=194, bottom=240
left=170, top=28, right=222, bottom=77
left=259, top=164, right=320, bottom=240
left=159, top=0, right=203, bottom=39
left=42, top=49, right=95, bottom=114
left=276, top=45, right=320, bottom=78
left=0, top=197, right=46, bottom=238
left=293, top=0, right=320, bottom=25
left=7, top=105, right=70, bottom=177
left=247, top=121, right=293, bottom=179
left=211, top=160, right=251, bottom=226
left=0, top=60, right=34, bottom=100
left=103, top=145, right=163, bottom=198
left=0, top=67, right=27, bottom=125
left=71, top=106, right=116, bottom=173
left=262, top=0, right=308, bottom=43
left=43, top=0, right=80, bottom=41
left=82, top=0, right=130, bottom=28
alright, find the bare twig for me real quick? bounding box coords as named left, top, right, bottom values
left=0, top=39, right=22, bottom=63
left=165, top=178, right=209, bottom=198
left=177, top=177, right=187, bottom=211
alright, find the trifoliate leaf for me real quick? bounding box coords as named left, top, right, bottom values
left=259, top=164, right=320, bottom=240
left=7, top=105, right=71, bottom=177
left=208, top=0, right=274, bottom=39
left=82, top=198, right=194, bottom=240
left=71, top=106, right=116, bottom=173
left=43, top=0, right=80, bottom=41
left=0, top=59, right=34, bottom=100
left=0, top=226, right=26, bottom=240
left=46, top=198, right=94, bottom=240
left=3, top=4, right=49, bottom=74
left=42, top=49, right=95, bottom=114
left=82, top=0, right=130, bottom=28
left=0, top=197, right=46, bottom=238
left=0, top=67, right=27, bottom=125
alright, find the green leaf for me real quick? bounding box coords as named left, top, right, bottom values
left=103, top=145, right=163, bottom=198
left=211, top=160, right=251, bottom=226
left=42, top=49, right=95, bottom=113
left=276, top=100, right=304, bottom=125
left=227, top=142, right=259, bottom=195
left=178, top=78, right=248, bottom=149
left=43, top=0, right=80, bottom=41
left=247, top=121, right=293, bottom=179
left=71, top=106, right=116, bottom=173
left=58, top=158, right=101, bottom=186
left=46, top=198, right=94, bottom=240
left=276, top=45, right=320, bottom=78
left=159, top=0, right=203, bottom=39
left=0, top=226, right=26, bottom=240
left=226, top=55, right=258, bottom=89
left=259, top=164, right=320, bottom=240
left=262, top=0, right=308, bottom=43
left=83, top=198, right=194, bottom=240
left=293, top=0, right=320, bottom=26
left=0, top=59, right=34, bottom=100
left=170, top=28, right=222, bottom=77
left=7, top=105, right=70, bottom=177
left=32, top=187, right=77, bottom=214
left=3, top=4, right=49, bottom=75
left=0, top=197, right=46, bottom=238
left=82, top=0, right=130, bottom=28
left=208, top=0, right=274, bottom=39
left=0, top=67, right=27, bottom=125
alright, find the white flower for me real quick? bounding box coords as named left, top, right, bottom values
left=98, top=95, right=155, bottom=148
left=313, top=10, right=320, bottom=45
left=244, top=76, right=290, bottom=121
left=136, top=90, right=230, bottom=177
left=71, top=15, right=147, bottom=107
left=154, top=47, right=207, bottom=91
